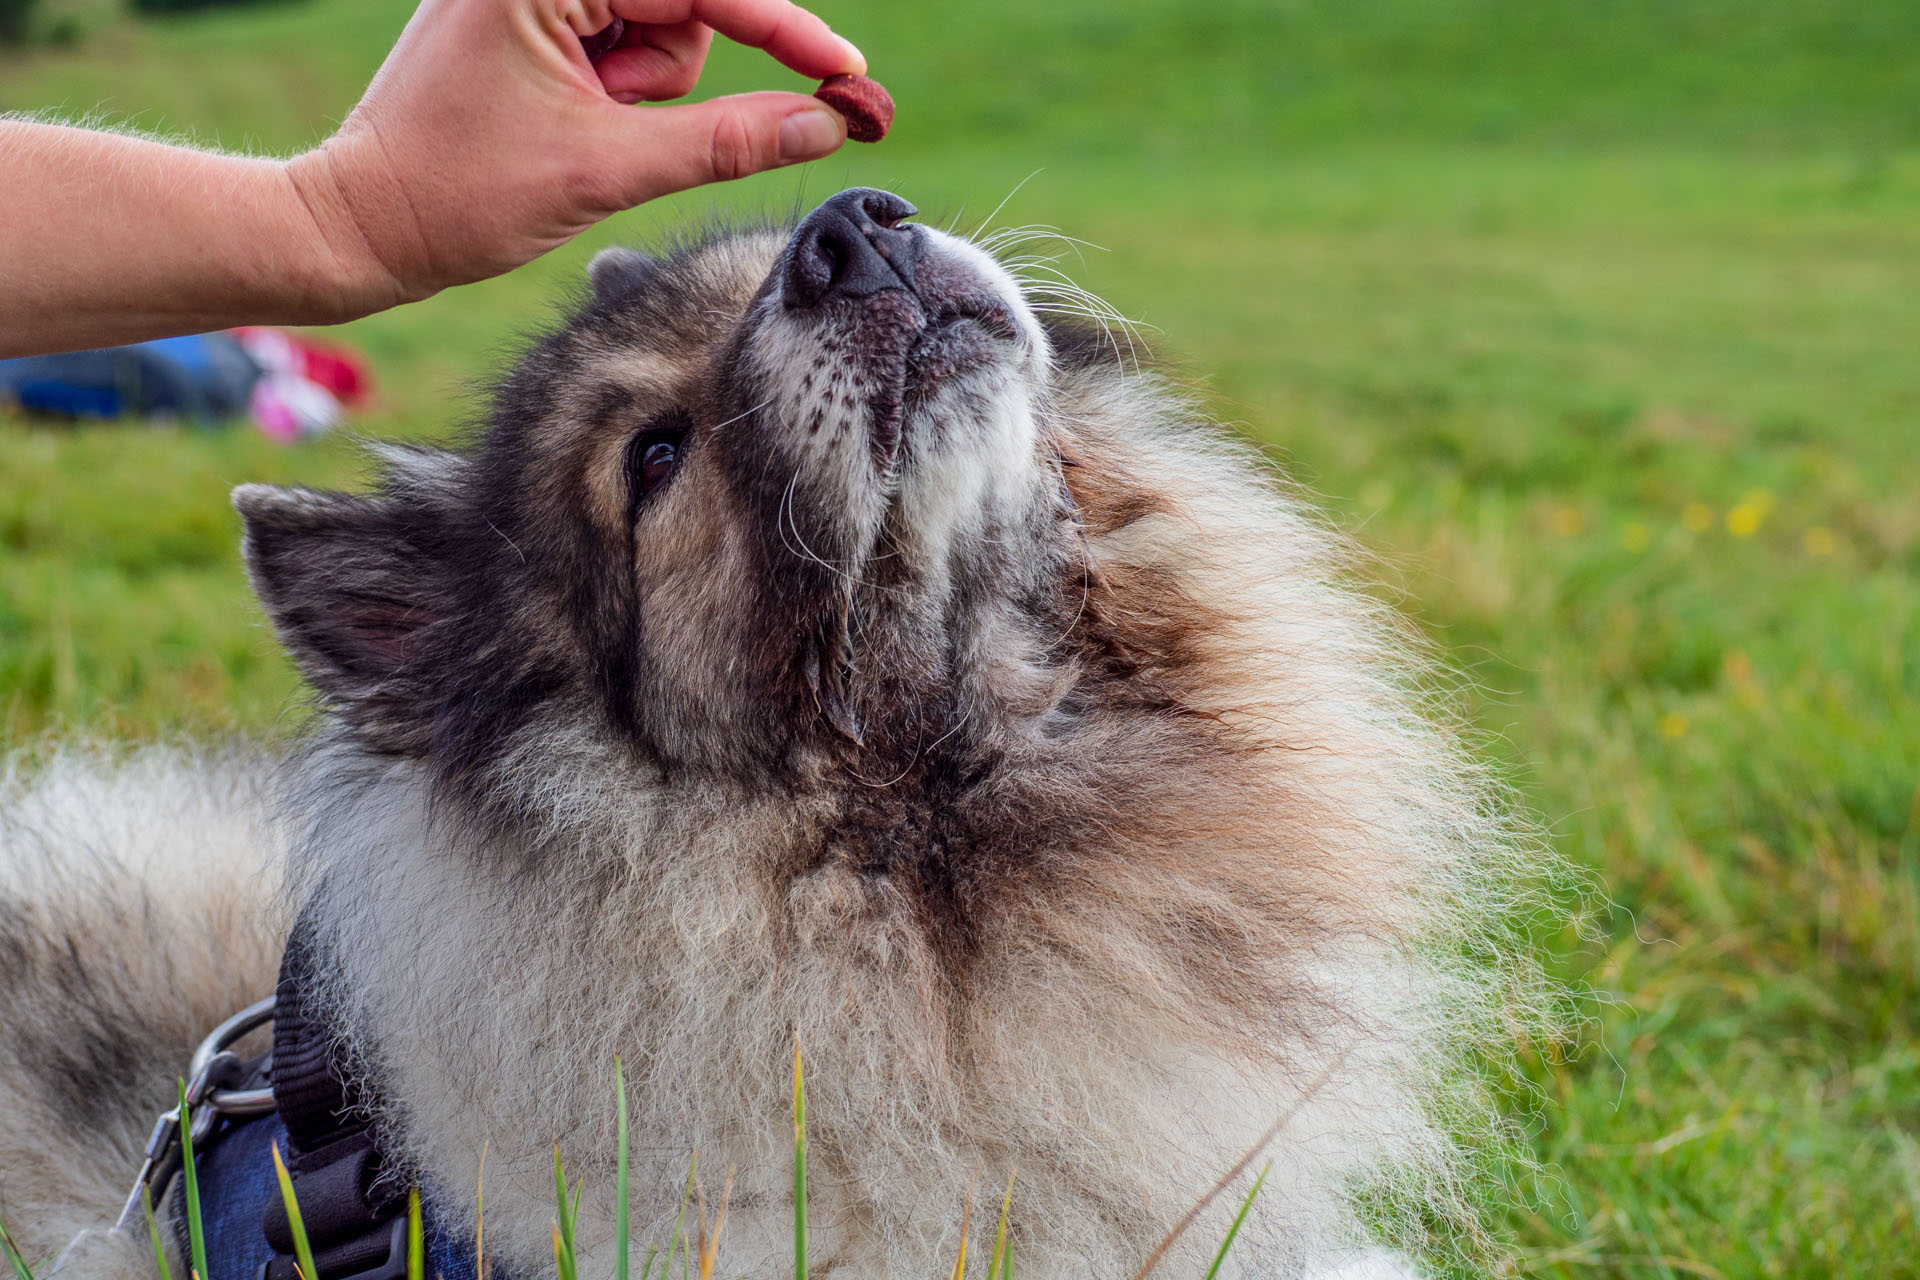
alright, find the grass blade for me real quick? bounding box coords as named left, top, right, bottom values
left=551, top=1146, right=578, bottom=1280
left=1201, top=1163, right=1269, bottom=1280
left=615, top=1058, right=630, bottom=1280
left=663, top=1153, right=697, bottom=1280
left=269, top=1143, right=318, bottom=1280
left=987, top=1171, right=1015, bottom=1280
left=695, top=1169, right=734, bottom=1280
left=948, top=1194, right=972, bottom=1280
left=792, top=1042, right=807, bottom=1280
left=475, top=1141, right=488, bottom=1280
left=177, top=1081, right=208, bottom=1280
left=692, top=1179, right=707, bottom=1280
left=1127, top=1057, right=1338, bottom=1280
left=0, top=1214, right=37, bottom=1280
left=406, top=1189, right=424, bottom=1280
left=141, top=1188, right=174, bottom=1280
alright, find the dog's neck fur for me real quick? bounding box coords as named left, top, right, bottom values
left=272, top=389, right=1523, bottom=1279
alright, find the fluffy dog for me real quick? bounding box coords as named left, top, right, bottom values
left=0, top=189, right=1547, bottom=1279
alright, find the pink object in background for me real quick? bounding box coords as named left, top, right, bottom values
left=232, top=327, right=376, bottom=441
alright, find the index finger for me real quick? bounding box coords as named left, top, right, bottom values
left=607, top=0, right=865, bottom=79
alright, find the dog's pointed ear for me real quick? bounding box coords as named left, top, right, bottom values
left=587, top=247, right=657, bottom=306
left=234, top=482, right=457, bottom=753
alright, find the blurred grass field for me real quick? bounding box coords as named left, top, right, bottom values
left=3, top=0, right=1918, bottom=1275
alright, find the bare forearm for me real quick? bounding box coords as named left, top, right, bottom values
left=0, top=1, right=862, bottom=360
left=0, top=121, right=395, bottom=357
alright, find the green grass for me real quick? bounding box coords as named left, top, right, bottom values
left=176, top=1083, right=210, bottom=1280
left=0, top=1055, right=1241, bottom=1280
left=269, top=1140, right=320, bottom=1280
left=1203, top=1165, right=1268, bottom=1280
left=3, top=1, right=1917, bottom=1275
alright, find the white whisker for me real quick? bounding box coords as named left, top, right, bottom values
left=775, top=467, right=907, bottom=595
left=968, top=170, right=1045, bottom=243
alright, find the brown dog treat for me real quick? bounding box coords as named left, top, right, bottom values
left=814, top=74, right=894, bottom=143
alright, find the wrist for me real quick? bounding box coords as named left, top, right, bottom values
left=281, top=140, right=421, bottom=325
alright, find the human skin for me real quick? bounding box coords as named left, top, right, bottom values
left=0, top=0, right=865, bottom=357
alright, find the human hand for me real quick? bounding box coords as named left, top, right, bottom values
left=285, top=0, right=866, bottom=317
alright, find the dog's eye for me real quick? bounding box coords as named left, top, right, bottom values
left=637, top=438, right=678, bottom=489
left=626, top=416, right=689, bottom=503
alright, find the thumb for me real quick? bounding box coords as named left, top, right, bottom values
left=607, top=91, right=847, bottom=204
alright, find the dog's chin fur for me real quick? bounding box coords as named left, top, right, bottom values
left=0, top=206, right=1554, bottom=1279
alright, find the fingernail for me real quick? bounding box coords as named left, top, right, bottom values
left=779, top=107, right=843, bottom=162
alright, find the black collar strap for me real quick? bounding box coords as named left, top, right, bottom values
left=258, top=914, right=412, bottom=1280
left=168, top=913, right=481, bottom=1280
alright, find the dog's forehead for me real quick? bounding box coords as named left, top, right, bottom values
left=674, top=228, right=786, bottom=309
left=503, top=230, right=789, bottom=484
left=592, top=229, right=786, bottom=368
left=617, top=229, right=786, bottom=348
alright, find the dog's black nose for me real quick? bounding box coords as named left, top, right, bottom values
left=782, top=188, right=922, bottom=309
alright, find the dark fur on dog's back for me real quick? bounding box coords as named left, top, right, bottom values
left=0, top=206, right=1554, bottom=1280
